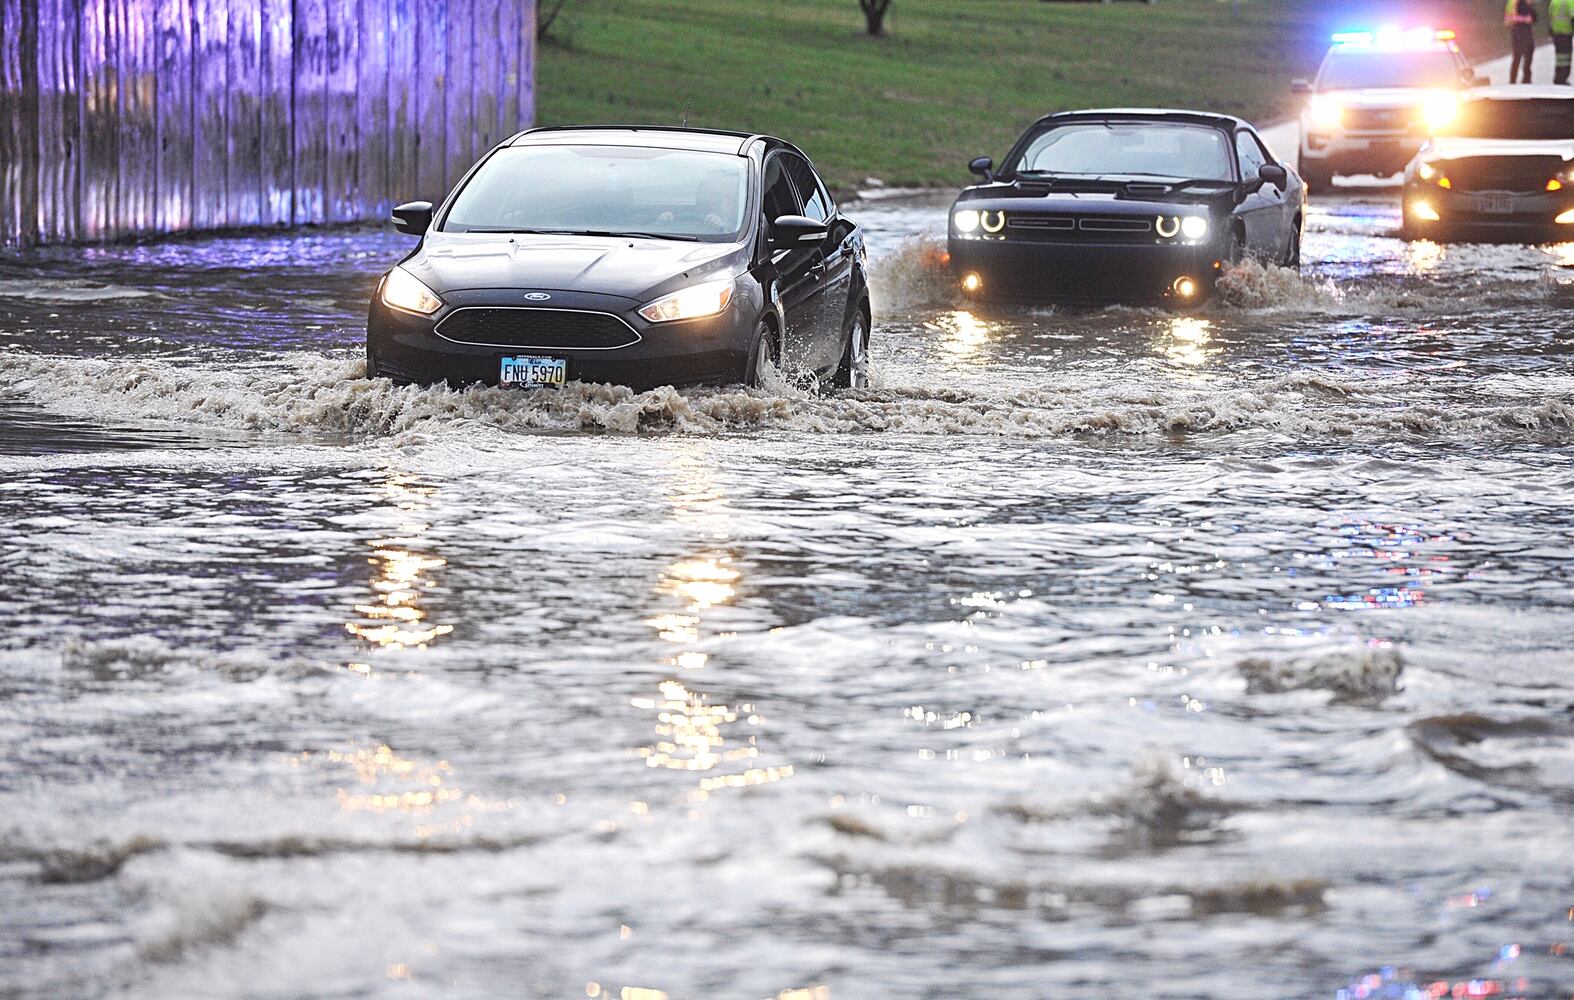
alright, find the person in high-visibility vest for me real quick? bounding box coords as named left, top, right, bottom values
left=1507, top=0, right=1538, bottom=83
left=1551, top=0, right=1573, bottom=85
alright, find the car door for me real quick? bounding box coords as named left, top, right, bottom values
left=782, top=155, right=850, bottom=373
left=760, top=152, right=826, bottom=373
left=1234, top=128, right=1284, bottom=258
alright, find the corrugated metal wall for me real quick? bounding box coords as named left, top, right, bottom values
left=0, top=0, right=535, bottom=245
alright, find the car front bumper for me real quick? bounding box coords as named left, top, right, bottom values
left=1402, top=184, right=1574, bottom=240
left=1301, top=128, right=1426, bottom=177
left=947, top=237, right=1227, bottom=304
left=366, top=288, right=757, bottom=391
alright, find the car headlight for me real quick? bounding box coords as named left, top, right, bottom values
left=381, top=266, right=443, bottom=315
left=1417, top=162, right=1452, bottom=188
left=953, top=209, right=980, bottom=233
left=1180, top=216, right=1208, bottom=240
left=638, top=277, right=735, bottom=323
left=1421, top=91, right=1458, bottom=131
left=1308, top=94, right=1343, bottom=130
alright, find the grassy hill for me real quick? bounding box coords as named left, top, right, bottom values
left=537, top=0, right=1511, bottom=189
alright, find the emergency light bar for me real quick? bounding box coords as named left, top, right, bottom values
left=1331, top=27, right=1457, bottom=48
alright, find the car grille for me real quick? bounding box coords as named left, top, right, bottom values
left=435, top=307, right=640, bottom=350
left=1345, top=108, right=1413, bottom=132
left=1005, top=214, right=1154, bottom=242
left=1441, top=156, right=1565, bottom=193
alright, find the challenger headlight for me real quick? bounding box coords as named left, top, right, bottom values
left=1421, top=91, right=1458, bottom=131
left=981, top=210, right=1006, bottom=233
left=1180, top=216, right=1208, bottom=240
left=381, top=266, right=443, bottom=315
left=953, top=209, right=980, bottom=233
left=638, top=277, right=734, bottom=323
left=1308, top=94, right=1344, bottom=130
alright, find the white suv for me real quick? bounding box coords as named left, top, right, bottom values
left=1293, top=29, right=1480, bottom=194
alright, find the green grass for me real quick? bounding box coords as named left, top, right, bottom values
left=537, top=0, right=1509, bottom=189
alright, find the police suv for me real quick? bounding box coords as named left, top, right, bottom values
left=1292, top=28, right=1483, bottom=194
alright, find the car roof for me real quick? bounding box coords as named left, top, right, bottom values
left=1464, top=85, right=1574, bottom=101
left=1032, top=108, right=1251, bottom=130
left=507, top=125, right=771, bottom=156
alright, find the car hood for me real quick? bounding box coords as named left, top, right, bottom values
left=1315, top=87, right=1433, bottom=109
left=1423, top=136, right=1574, bottom=162
left=404, top=232, right=747, bottom=302
left=956, top=178, right=1237, bottom=214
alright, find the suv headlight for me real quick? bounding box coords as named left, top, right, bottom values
left=638, top=278, right=735, bottom=323
left=1308, top=94, right=1343, bottom=130
left=381, top=266, right=443, bottom=315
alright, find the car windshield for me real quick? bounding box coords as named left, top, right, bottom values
left=1013, top=122, right=1234, bottom=181
left=1318, top=49, right=1460, bottom=90
left=441, top=145, right=750, bottom=242
left=1443, top=98, right=1574, bottom=140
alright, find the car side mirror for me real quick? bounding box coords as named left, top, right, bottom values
left=1259, top=163, right=1288, bottom=189
left=391, top=201, right=433, bottom=236
left=1290, top=79, right=1313, bottom=94
left=768, top=214, right=828, bottom=251
left=969, top=156, right=995, bottom=182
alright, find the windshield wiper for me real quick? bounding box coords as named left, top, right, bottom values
left=570, top=230, right=704, bottom=242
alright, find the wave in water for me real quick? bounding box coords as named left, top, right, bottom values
left=1238, top=646, right=1404, bottom=703
left=5, top=351, right=1572, bottom=444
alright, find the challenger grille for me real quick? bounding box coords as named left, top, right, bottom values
left=435, top=307, right=639, bottom=350
left=1004, top=214, right=1154, bottom=242
left=1441, top=156, right=1566, bottom=193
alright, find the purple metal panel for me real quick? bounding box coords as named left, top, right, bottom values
left=258, top=0, right=290, bottom=225
left=442, top=0, right=471, bottom=189
left=516, top=0, right=534, bottom=130
left=115, top=0, right=157, bottom=236
left=191, top=0, right=228, bottom=229
left=323, top=0, right=356, bottom=221
left=355, top=0, right=387, bottom=217
left=37, top=0, right=80, bottom=242
left=78, top=0, right=117, bottom=239
left=494, top=0, right=520, bottom=140
left=469, top=0, right=497, bottom=157
left=0, top=0, right=41, bottom=245
left=3, top=0, right=536, bottom=243
left=413, top=0, right=443, bottom=199
left=291, top=0, right=325, bottom=224
left=155, top=0, right=191, bottom=234
left=384, top=0, right=415, bottom=203
left=225, top=0, right=263, bottom=226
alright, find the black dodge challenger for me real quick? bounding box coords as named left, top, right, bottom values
left=367, top=126, right=870, bottom=391
left=948, top=109, right=1306, bottom=306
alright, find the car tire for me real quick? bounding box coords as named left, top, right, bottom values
left=831, top=307, right=870, bottom=390
left=746, top=320, right=779, bottom=389
left=1225, top=227, right=1245, bottom=266
left=1283, top=221, right=1302, bottom=270
left=1302, top=162, right=1332, bottom=196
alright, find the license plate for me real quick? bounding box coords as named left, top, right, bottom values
left=499, top=355, right=566, bottom=387
left=1472, top=193, right=1515, bottom=215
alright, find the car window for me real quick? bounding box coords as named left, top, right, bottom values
left=782, top=155, right=830, bottom=223
left=1317, top=49, right=1461, bottom=90
left=761, top=155, right=804, bottom=225
left=1014, top=123, right=1234, bottom=182
left=441, top=145, right=749, bottom=241
left=1235, top=130, right=1268, bottom=179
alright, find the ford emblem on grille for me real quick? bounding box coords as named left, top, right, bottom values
left=523, top=292, right=551, bottom=301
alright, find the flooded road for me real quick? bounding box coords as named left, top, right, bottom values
left=2, top=193, right=1572, bottom=999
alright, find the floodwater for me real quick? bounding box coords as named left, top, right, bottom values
left=1, top=192, right=1572, bottom=1000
